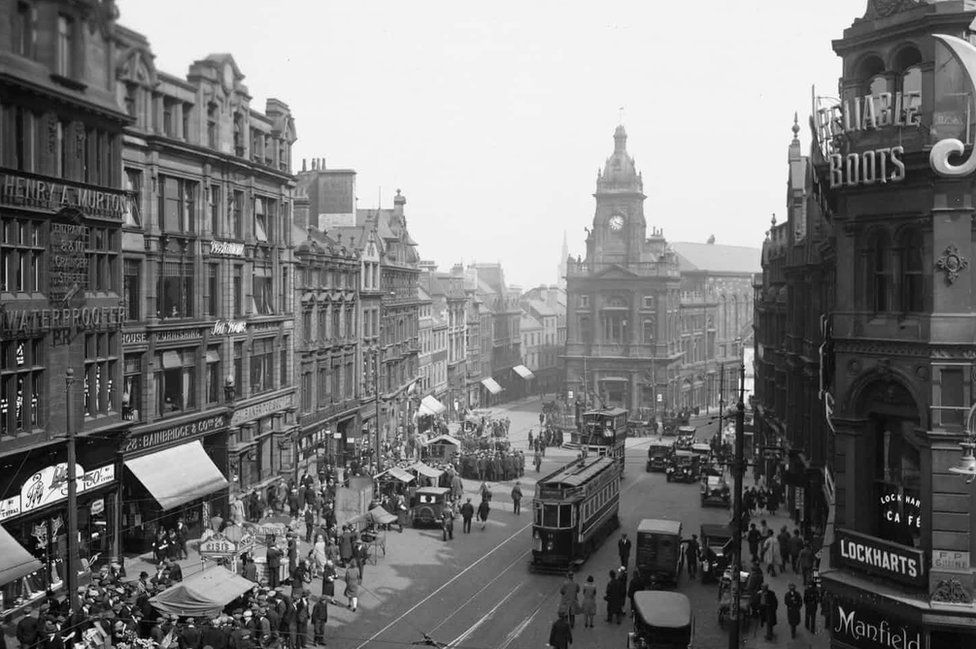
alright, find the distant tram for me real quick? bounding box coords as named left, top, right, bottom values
left=530, top=455, right=621, bottom=573
left=579, top=407, right=628, bottom=474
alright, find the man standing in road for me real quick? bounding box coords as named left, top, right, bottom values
left=760, top=583, right=779, bottom=641
left=511, top=482, right=523, bottom=515
left=267, top=542, right=282, bottom=589
left=534, top=450, right=542, bottom=473
left=477, top=499, right=491, bottom=530
left=617, top=533, right=632, bottom=568
left=803, top=581, right=820, bottom=634
left=548, top=612, right=573, bottom=649
left=685, top=534, right=700, bottom=580
left=441, top=505, right=455, bottom=541
left=784, top=583, right=802, bottom=639
left=459, top=498, right=475, bottom=533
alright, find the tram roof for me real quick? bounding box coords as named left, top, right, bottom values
left=582, top=407, right=628, bottom=417
left=539, top=456, right=616, bottom=487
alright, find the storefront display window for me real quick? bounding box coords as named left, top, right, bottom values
left=874, top=417, right=921, bottom=547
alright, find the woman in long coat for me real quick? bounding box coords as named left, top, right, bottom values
left=339, top=526, right=354, bottom=565
left=310, top=534, right=327, bottom=577
left=321, top=559, right=337, bottom=604
left=556, top=572, right=581, bottom=629
left=344, top=559, right=361, bottom=612
left=580, top=575, right=598, bottom=628
left=477, top=500, right=490, bottom=530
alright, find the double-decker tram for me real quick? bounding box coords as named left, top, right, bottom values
left=529, top=455, right=621, bottom=573
left=580, top=407, right=628, bottom=474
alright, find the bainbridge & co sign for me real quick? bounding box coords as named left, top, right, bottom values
left=835, top=528, right=926, bottom=588
left=831, top=597, right=922, bottom=649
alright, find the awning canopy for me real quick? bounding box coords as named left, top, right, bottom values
left=407, top=462, right=444, bottom=479
left=377, top=466, right=415, bottom=483
left=513, top=365, right=535, bottom=380
left=418, top=395, right=447, bottom=417
left=427, top=434, right=462, bottom=447
left=0, top=525, right=42, bottom=586
left=149, top=566, right=255, bottom=618
left=125, top=440, right=228, bottom=511
left=368, top=506, right=398, bottom=526
left=481, top=378, right=503, bottom=395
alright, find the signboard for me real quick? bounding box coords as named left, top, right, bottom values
left=230, top=394, right=293, bottom=427
left=49, top=220, right=89, bottom=306
left=213, top=320, right=247, bottom=336
left=210, top=240, right=245, bottom=257
left=835, top=528, right=926, bottom=588
left=0, top=463, right=116, bottom=521
left=122, top=413, right=226, bottom=454
left=830, top=596, right=922, bottom=649
left=0, top=306, right=125, bottom=337
left=156, top=329, right=203, bottom=345
left=0, top=171, right=129, bottom=221
left=933, top=550, right=971, bottom=572
left=878, top=486, right=922, bottom=543
left=199, top=533, right=238, bottom=557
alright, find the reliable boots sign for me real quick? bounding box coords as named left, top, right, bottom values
left=830, top=597, right=922, bottom=649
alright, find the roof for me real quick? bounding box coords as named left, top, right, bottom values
left=416, top=486, right=451, bottom=495
left=540, top=456, right=615, bottom=488
left=520, top=314, right=542, bottom=331
left=670, top=241, right=761, bottom=275
left=525, top=299, right=558, bottom=317
left=583, top=407, right=628, bottom=417
left=633, top=591, right=692, bottom=627
left=637, top=519, right=682, bottom=535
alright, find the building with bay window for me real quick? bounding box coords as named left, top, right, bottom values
left=114, top=27, right=297, bottom=551
left=0, top=0, right=130, bottom=616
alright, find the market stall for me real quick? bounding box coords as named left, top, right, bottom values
left=424, top=434, right=462, bottom=463
left=149, top=566, right=255, bottom=618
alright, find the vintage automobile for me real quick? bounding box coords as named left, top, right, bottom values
left=636, top=519, right=682, bottom=589
left=665, top=450, right=699, bottom=483
left=627, top=591, right=694, bottom=649
left=699, top=523, right=733, bottom=584
left=700, top=474, right=731, bottom=507
left=411, top=486, right=452, bottom=527
left=674, top=426, right=696, bottom=451
left=646, top=440, right=672, bottom=472
left=690, top=442, right=712, bottom=461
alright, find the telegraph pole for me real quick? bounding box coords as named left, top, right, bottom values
left=65, top=369, right=80, bottom=613
left=374, top=347, right=382, bottom=472
left=728, top=362, right=746, bottom=649
left=717, top=363, right=725, bottom=443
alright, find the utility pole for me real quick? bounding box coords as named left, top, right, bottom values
left=65, top=369, right=80, bottom=613
left=374, top=347, right=382, bottom=472
left=728, top=362, right=746, bottom=649
left=718, top=363, right=725, bottom=442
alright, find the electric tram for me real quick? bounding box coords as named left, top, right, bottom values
left=579, top=407, right=628, bottom=474
left=529, top=455, right=621, bottom=573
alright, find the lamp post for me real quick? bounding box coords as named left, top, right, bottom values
left=64, top=369, right=80, bottom=614
left=728, top=362, right=746, bottom=649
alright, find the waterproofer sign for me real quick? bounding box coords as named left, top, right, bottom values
left=830, top=597, right=922, bottom=649
left=836, top=528, right=926, bottom=588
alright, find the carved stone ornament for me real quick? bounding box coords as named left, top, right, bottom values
left=931, top=578, right=974, bottom=605
left=847, top=359, right=861, bottom=375
left=936, top=244, right=969, bottom=285
left=863, top=0, right=920, bottom=20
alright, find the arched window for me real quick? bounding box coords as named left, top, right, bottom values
left=868, top=231, right=891, bottom=312
left=902, top=66, right=922, bottom=112
left=899, top=229, right=923, bottom=312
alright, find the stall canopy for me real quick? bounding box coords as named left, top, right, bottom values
left=513, top=365, right=535, bottom=380
left=481, top=378, right=503, bottom=395
left=368, top=506, right=398, bottom=525
left=407, top=462, right=444, bottom=479
left=149, top=566, right=255, bottom=617
left=0, top=525, right=42, bottom=586
left=418, top=395, right=447, bottom=417
left=377, top=466, right=415, bottom=483
left=428, top=434, right=461, bottom=447
left=125, top=440, right=228, bottom=511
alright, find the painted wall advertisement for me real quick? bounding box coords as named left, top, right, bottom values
left=0, top=462, right=115, bottom=522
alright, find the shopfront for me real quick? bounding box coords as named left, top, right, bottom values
left=120, top=411, right=229, bottom=553
left=226, top=391, right=297, bottom=495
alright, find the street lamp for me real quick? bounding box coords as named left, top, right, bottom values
left=949, top=404, right=976, bottom=483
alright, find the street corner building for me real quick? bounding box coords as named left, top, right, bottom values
left=766, top=1, right=976, bottom=646
left=0, top=0, right=300, bottom=615
left=563, top=124, right=758, bottom=420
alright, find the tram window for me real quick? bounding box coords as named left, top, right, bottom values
left=543, top=504, right=559, bottom=526
left=560, top=505, right=573, bottom=527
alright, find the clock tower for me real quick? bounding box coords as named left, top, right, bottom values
left=589, top=125, right=647, bottom=265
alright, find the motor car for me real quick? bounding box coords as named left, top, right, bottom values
left=646, top=441, right=672, bottom=472
left=636, top=519, right=682, bottom=589
left=411, top=486, right=452, bottom=527
left=627, top=591, right=694, bottom=649
left=665, top=450, right=699, bottom=483
left=700, top=474, right=731, bottom=507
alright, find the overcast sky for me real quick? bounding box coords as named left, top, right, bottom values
left=120, top=1, right=861, bottom=288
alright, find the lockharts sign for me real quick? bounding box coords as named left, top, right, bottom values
left=835, top=528, right=926, bottom=588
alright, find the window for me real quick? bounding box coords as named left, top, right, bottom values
left=872, top=417, right=921, bottom=547
left=900, top=230, right=923, bottom=313
left=254, top=197, right=268, bottom=242
left=0, top=338, right=43, bottom=436
left=13, top=2, right=34, bottom=58
left=87, top=226, right=118, bottom=292
left=869, top=231, right=890, bottom=312
left=56, top=13, right=73, bottom=77
left=250, top=128, right=262, bottom=162
left=280, top=268, right=288, bottom=313
left=280, top=335, right=289, bottom=387
left=123, top=168, right=142, bottom=226
left=209, top=184, right=220, bottom=235
left=207, top=263, right=219, bottom=316
left=159, top=176, right=196, bottom=233
left=603, top=314, right=624, bottom=342
left=123, top=259, right=141, bottom=321
left=122, top=353, right=141, bottom=421
left=230, top=190, right=243, bottom=239
left=158, top=260, right=193, bottom=318
left=253, top=273, right=274, bottom=315
left=84, top=332, right=117, bottom=417
left=207, top=102, right=218, bottom=148
left=232, top=265, right=243, bottom=316
left=345, top=307, right=354, bottom=341
left=902, top=66, right=922, bottom=114
left=206, top=346, right=221, bottom=404
left=332, top=307, right=340, bottom=340
left=155, top=348, right=196, bottom=415
left=124, top=84, right=136, bottom=118
left=233, top=342, right=243, bottom=397
left=250, top=338, right=275, bottom=396
left=0, top=217, right=43, bottom=293
left=181, top=103, right=191, bottom=140
left=57, top=120, right=69, bottom=178
left=317, top=307, right=327, bottom=343
left=301, top=372, right=312, bottom=412
left=162, top=100, right=174, bottom=137
left=579, top=295, right=589, bottom=308
left=233, top=112, right=244, bottom=156
left=13, top=106, right=32, bottom=171
left=318, top=365, right=328, bottom=406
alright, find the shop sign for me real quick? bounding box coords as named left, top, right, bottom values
left=879, top=488, right=922, bottom=532
left=230, top=394, right=293, bottom=426
left=122, top=413, right=226, bottom=454
left=155, top=328, right=203, bottom=344
left=8, top=463, right=116, bottom=519
left=49, top=221, right=89, bottom=305
left=210, top=240, right=245, bottom=256
left=933, top=550, right=970, bottom=571
left=0, top=170, right=129, bottom=221
left=90, top=498, right=105, bottom=516
left=0, top=495, right=20, bottom=520
left=836, top=528, right=926, bottom=588
left=199, top=533, right=237, bottom=558
left=0, top=306, right=126, bottom=337
left=123, top=332, right=148, bottom=346
left=213, top=320, right=247, bottom=335
left=830, top=596, right=922, bottom=649
left=250, top=322, right=279, bottom=334
left=828, top=147, right=905, bottom=189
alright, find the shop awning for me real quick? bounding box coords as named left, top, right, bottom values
left=407, top=462, right=444, bottom=479
left=513, top=365, right=534, bottom=380
left=377, top=466, right=415, bottom=483
left=481, top=378, right=503, bottom=395
left=0, top=525, right=42, bottom=586
left=418, top=395, right=447, bottom=417
left=149, top=566, right=255, bottom=618
left=161, top=351, right=182, bottom=369
left=427, top=434, right=461, bottom=447
left=125, top=440, right=228, bottom=511
left=368, top=506, right=398, bottom=526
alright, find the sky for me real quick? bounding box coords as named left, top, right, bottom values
left=119, top=1, right=862, bottom=288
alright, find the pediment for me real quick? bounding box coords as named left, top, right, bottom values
left=593, top=264, right=640, bottom=280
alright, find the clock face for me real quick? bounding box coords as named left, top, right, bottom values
left=609, top=215, right=625, bottom=232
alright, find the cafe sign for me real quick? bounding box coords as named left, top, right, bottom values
left=830, top=597, right=922, bottom=649
left=836, top=528, right=926, bottom=588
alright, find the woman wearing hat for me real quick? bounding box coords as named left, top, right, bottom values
left=556, top=572, right=580, bottom=629
left=321, top=560, right=337, bottom=605
left=343, top=559, right=360, bottom=612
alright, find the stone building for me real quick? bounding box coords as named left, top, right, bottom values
left=115, top=26, right=297, bottom=550
left=469, top=263, right=524, bottom=402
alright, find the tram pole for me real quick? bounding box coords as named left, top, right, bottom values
left=65, top=369, right=80, bottom=614
left=728, top=362, right=746, bottom=649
